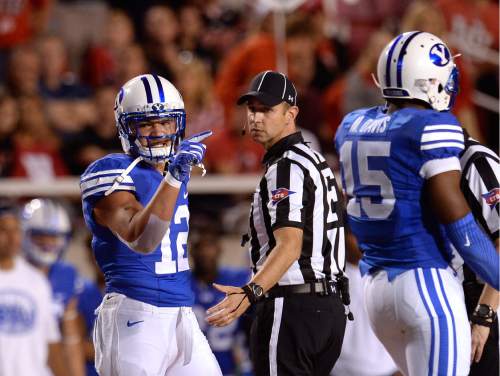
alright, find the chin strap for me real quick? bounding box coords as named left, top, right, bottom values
left=105, top=156, right=143, bottom=196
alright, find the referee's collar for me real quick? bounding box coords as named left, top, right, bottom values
left=262, top=132, right=304, bottom=166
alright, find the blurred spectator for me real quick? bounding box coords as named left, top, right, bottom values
left=0, top=89, right=18, bottom=177
left=0, top=200, right=66, bottom=376
left=64, top=85, right=121, bottom=175
left=174, top=57, right=224, bottom=138
left=436, top=0, right=498, bottom=67
left=115, top=43, right=148, bottom=84
left=190, top=231, right=252, bottom=376
left=48, top=0, right=107, bottom=71
left=142, top=5, right=180, bottom=81
left=204, top=106, right=264, bottom=174
left=324, top=30, right=391, bottom=151
left=286, top=14, right=330, bottom=151
left=82, top=9, right=135, bottom=87
left=435, top=0, right=498, bottom=150
left=37, top=34, right=95, bottom=136
left=178, top=4, right=210, bottom=59
left=6, top=44, right=40, bottom=97
left=400, top=1, right=483, bottom=143
left=10, top=96, right=68, bottom=179
left=0, top=0, right=53, bottom=79
left=322, top=0, right=412, bottom=63
left=214, top=13, right=276, bottom=126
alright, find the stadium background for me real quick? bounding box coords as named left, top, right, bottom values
left=0, top=0, right=498, bottom=372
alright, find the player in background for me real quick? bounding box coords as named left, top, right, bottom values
left=458, top=130, right=499, bottom=375
left=331, top=230, right=400, bottom=376
left=76, top=239, right=105, bottom=376
left=80, top=74, right=221, bottom=375
left=22, top=198, right=85, bottom=376
left=0, top=200, right=65, bottom=376
left=190, top=232, right=252, bottom=376
left=335, top=31, right=499, bottom=376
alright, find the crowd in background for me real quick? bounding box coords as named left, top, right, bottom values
left=0, top=0, right=498, bottom=180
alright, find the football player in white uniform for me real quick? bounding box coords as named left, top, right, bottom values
left=0, top=201, right=65, bottom=376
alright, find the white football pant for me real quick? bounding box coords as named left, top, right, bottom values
left=363, top=267, right=470, bottom=376
left=93, top=293, right=222, bottom=376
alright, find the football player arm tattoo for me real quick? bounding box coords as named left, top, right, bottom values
left=427, top=170, right=499, bottom=289
left=251, top=227, right=303, bottom=292
left=93, top=181, right=179, bottom=254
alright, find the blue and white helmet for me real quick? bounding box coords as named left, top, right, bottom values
left=114, top=74, right=186, bottom=163
left=21, top=199, right=71, bottom=267
left=377, top=31, right=459, bottom=111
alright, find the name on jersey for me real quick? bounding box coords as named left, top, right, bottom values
left=271, top=188, right=295, bottom=206
left=349, top=115, right=389, bottom=134
left=482, top=188, right=500, bottom=208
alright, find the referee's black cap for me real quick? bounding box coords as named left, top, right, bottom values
left=237, top=70, right=297, bottom=107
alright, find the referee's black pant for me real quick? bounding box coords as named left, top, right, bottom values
left=250, top=292, right=346, bottom=376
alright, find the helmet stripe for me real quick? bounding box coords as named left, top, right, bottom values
left=396, top=31, right=423, bottom=88
left=385, top=33, right=405, bottom=87
left=140, top=76, right=153, bottom=103
left=153, top=74, right=165, bottom=102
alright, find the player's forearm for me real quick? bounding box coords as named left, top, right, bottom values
left=48, top=342, right=66, bottom=376
left=251, top=228, right=302, bottom=292
left=476, top=239, right=500, bottom=310
left=123, top=181, right=179, bottom=252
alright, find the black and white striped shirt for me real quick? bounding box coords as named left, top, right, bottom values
left=246, top=132, right=346, bottom=285
left=460, top=135, right=499, bottom=241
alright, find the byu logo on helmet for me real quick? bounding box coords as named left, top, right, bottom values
left=152, top=103, right=164, bottom=112
left=429, top=43, right=450, bottom=67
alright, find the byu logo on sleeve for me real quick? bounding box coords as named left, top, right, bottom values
left=429, top=43, right=450, bottom=66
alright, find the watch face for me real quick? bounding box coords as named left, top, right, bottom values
left=253, top=285, right=264, bottom=297
left=477, top=305, right=491, bottom=316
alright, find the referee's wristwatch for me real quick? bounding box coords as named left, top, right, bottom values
left=471, top=304, right=497, bottom=327
left=242, top=282, right=264, bottom=304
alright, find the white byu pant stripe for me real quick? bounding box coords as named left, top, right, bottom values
left=93, top=293, right=221, bottom=376
left=363, top=267, right=470, bottom=376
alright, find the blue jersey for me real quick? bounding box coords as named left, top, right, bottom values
left=48, top=261, right=78, bottom=321
left=335, top=106, right=465, bottom=279
left=80, top=153, right=193, bottom=307
left=191, top=268, right=251, bottom=375
left=77, top=278, right=103, bottom=376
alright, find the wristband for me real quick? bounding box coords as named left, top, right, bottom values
left=164, top=171, right=182, bottom=189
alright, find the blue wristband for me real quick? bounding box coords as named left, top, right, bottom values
left=444, top=213, right=499, bottom=290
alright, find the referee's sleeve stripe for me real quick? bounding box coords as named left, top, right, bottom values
left=472, top=156, right=499, bottom=192
left=275, top=159, right=292, bottom=224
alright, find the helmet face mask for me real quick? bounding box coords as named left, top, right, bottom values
left=376, top=31, right=459, bottom=112
left=22, top=199, right=71, bottom=267
left=114, top=74, right=186, bottom=164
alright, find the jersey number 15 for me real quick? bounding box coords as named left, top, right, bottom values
left=339, top=140, right=395, bottom=219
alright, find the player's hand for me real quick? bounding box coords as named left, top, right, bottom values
left=205, top=284, right=251, bottom=327
left=470, top=323, right=490, bottom=363
left=167, top=130, right=212, bottom=184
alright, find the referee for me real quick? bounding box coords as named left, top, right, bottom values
left=459, top=130, right=499, bottom=376
left=207, top=70, right=348, bottom=376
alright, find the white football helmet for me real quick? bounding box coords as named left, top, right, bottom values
left=114, top=74, right=186, bottom=163
left=376, top=31, right=459, bottom=111
left=22, top=199, right=71, bottom=267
